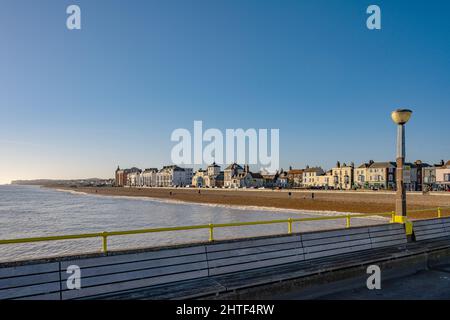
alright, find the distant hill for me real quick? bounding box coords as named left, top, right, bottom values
left=11, top=178, right=113, bottom=187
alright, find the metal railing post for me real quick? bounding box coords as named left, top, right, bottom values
left=208, top=224, right=214, bottom=242
left=391, top=211, right=396, bottom=223
left=346, top=215, right=351, bottom=228
left=288, top=218, right=293, bottom=234
left=438, top=207, right=442, bottom=218
left=102, top=232, right=108, bottom=253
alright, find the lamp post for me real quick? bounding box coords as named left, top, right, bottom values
left=391, top=109, right=413, bottom=218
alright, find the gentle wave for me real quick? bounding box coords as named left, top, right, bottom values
left=53, top=188, right=388, bottom=221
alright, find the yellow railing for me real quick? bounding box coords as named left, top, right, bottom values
left=0, top=207, right=447, bottom=254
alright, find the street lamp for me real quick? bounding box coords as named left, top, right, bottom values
left=391, top=109, right=413, bottom=219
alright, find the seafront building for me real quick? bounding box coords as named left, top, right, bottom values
left=302, top=167, right=325, bottom=188
left=225, top=164, right=264, bottom=188
left=114, top=159, right=448, bottom=191
left=156, top=165, right=193, bottom=187
left=276, top=170, right=289, bottom=188
left=260, top=170, right=278, bottom=188
left=142, top=168, right=158, bottom=187
left=366, top=162, right=396, bottom=190
left=354, top=161, right=371, bottom=188
left=192, top=163, right=223, bottom=188
left=315, top=170, right=333, bottom=189
left=436, top=160, right=450, bottom=191
left=414, top=160, right=431, bottom=191
left=224, top=163, right=244, bottom=188
left=331, top=162, right=354, bottom=190
left=127, top=169, right=142, bottom=187
left=115, top=166, right=141, bottom=187
left=287, top=168, right=304, bottom=187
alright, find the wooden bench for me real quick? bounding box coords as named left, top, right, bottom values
left=59, top=246, right=208, bottom=300
left=368, top=223, right=407, bottom=249
left=301, top=223, right=406, bottom=260
left=206, top=235, right=303, bottom=276
left=413, top=217, right=450, bottom=241
left=207, top=223, right=407, bottom=276
left=0, top=262, right=60, bottom=300
left=301, top=227, right=372, bottom=260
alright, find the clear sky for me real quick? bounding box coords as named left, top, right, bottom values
left=0, top=0, right=449, bottom=184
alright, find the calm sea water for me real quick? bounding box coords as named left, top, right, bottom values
left=0, top=185, right=385, bottom=262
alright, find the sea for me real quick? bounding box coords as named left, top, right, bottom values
left=0, top=185, right=386, bottom=262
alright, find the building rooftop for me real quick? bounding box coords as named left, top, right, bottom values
left=369, top=162, right=396, bottom=169
left=304, top=167, right=324, bottom=173
left=208, top=162, right=220, bottom=168
left=225, top=163, right=244, bottom=170
left=288, top=169, right=304, bottom=175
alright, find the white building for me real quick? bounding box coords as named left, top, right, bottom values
left=142, top=168, right=158, bottom=187
left=125, top=168, right=142, bottom=187
left=224, top=163, right=244, bottom=188
left=156, top=165, right=193, bottom=187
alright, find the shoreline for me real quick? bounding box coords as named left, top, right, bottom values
left=53, top=187, right=389, bottom=219
left=45, top=185, right=450, bottom=219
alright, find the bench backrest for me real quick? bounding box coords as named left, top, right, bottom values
left=59, top=246, right=208, bottom=300
left=0, top=262, right=61, bottom=300
left=413, top=217, right=450, bottom=241
left=301, top=227, right=372, bottom=260
left=368, top=223, right=407, bottom=248
left=206, top=235, right=303, bottom=276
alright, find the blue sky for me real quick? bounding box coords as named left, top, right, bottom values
left=0, top=0, right=449, bottom=183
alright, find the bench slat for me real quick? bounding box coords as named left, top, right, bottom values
left=368, top=224, right=404, bottom=232
left=0, top=282, right=60, bottom=300
left=301, top=233, right=369, bottom=246
left=208, top=248, right=302, bottom=268
left=62, top=261, right=208, bottom=289
left=303, top=239, right=371, bottom=253
left=207, top=242, right=301, bottom=260
left=301, top=228, right=369, bottom=241
left=15, top=292, right=60, bottom=300
left=304, top=244, right=372, bottom=260
left=206, top=235, right=300, bottom=252
left=61, top=254, right=206, bottom=280
left=62, top=269, right=208, bottom=300
left=0, top=272, right=60, bottom=290
left=0, top=263, right=59, bottom=279
left=60, top=246, right=206, bottom=269
left=370, top=234, right=407, bottom=244
left=209, top=255, right=302, bottom=276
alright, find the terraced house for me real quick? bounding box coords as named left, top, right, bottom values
left=331, top=162, right=354, bottom=190
left=354, top=161, right=396, bottom=190
left=287, top=168, right=304, bottom=187
left=224, top=163, right=244, bottom=188
left=354, top=161, right=372, bottom=188
left=302, top=166, right=325, bottom=188
left=156, top=165, right=193, bottom=187
left=436, top=160, right=450, bottom=191
left=192, top=163, right=223, bottom=188
left=115, top=166, right=141, bottom=187
left=227, top=165, right=264, bottom=188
